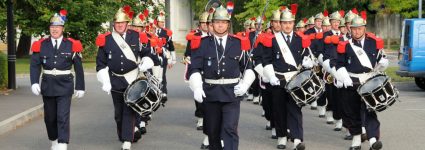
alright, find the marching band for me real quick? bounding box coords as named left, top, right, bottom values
left=28, top=1, right=396, bottom=150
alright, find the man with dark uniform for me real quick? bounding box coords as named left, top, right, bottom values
left=95, top=6, right=154, bottom=150
left=183, top=11, right=212, bottom=149
left=189, top=5, right=255, bottom=150
left=263, top=5, right=313, bottom=150
left=335, top=14, right=387, bottom=150
left=30, top=10, right=85, bottom=150
left=322, top=11, right=345, bottom=131
left=155, top=12, right=176, bottom=102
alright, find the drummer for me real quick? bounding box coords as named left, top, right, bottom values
left=95, top=6, right=154, bottom=150
left=262, top=4, right=313, bottom=150
left=335, top=13, right=388, bottom=150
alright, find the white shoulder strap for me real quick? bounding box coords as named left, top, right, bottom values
left=274, top=32, right=297, bottom=67
left=349, top=39, right=372, bottom=69
left=112, top=31, right=137, bottom=64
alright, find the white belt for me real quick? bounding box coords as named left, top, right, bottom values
left=43, top=69, right=71, bottom=75
left=204, top=78, right=240, bottom=85
left=275, top=71, right=298, bottom=82
left=348, top=72, right=376, bottom=84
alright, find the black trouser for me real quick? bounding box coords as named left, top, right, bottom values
left=161, top=60, right=168, bottom=94
left=194, top=100, right=205, bottom=118
left=111, top=91, right=136, bottom=142
left=203, top=101, right=240, bottom=150
left=324, top=84, right=343, bottom=120
left=261, top=83, right=274, bottom=127
left=43, top=95, right=72, bottom=144
left=316, top=72, right=327, bottom=107
left=340, top=86, right=380, bottom=139
left=271, top=87, right=288, bottom=138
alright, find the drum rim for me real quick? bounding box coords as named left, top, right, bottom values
left=285, top=70, right=314, bottom=90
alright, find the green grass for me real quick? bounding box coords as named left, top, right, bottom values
left=16, top=58, right=96, bottom=74
left=386, top=66, right=414, bottom=82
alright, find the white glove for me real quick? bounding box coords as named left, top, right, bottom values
left=264, top=65, right=280, bottom=86
left=302, top=56, right=314, bottom=68
left=375, top=58, right=389, bottom=72
left=170, top=51, right=177, bottom=65
left=97, top=67, right=111, bottom=95
left=31, top=84, right=41, bottom=96
left=139, top=57, right=154, bottom=72
left=193, top=88, right=206, bottom=103
left=152, top=66, right=163, bottom=82
left=337, top=67, right=353, bottom=88
left=74, top=90, right=85, bottom=99
left=254, top=64, right=264, bottom=78
left=318, top=54, right=324, bottom=65
left=322, top=59, right=331, bottom=73
left=334, top=80, right=343, bottom=88
left=234, top=69, right=256, bottom=96
left=189, top=72, right=205, bottom=103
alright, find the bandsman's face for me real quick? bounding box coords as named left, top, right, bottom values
left=49, top=25, right=64, bottom=39
left=346, top=22, right=352, bottom=32
left=208, top=23, right=214, bottom=33
left=339, top=26, right=348, bottom=34
left=158, top=21, right=165, bottom=28
left=314, top=19, right=322, bottom=29
left=199, top=22, right=208, bottom=32
left=308, top=24, right=315, bottom=29
left=114, top=22, right=128, bottom=34
left=322, top=25, right=331, bottom=32
left=271, top=20, right=281, bottom=32
left=297, top=27, right=306, bottom=33
left=212, top=20, right=229, bottom=36
left=280, top=21, right=294, bottom=34
left=330, top=20, right=340, bottom=30
left=132, top=26, right=145, bottom=32
left=351, top=26, right=366, bottom=40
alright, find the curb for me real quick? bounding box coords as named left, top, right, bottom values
left=0, top=104, right=44, bottom=135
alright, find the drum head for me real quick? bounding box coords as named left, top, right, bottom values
left=358, top=75, right=388, bottom=94
left=125, top=79, right=149, bottom=103
left=286, top=70, right=312, bottom=90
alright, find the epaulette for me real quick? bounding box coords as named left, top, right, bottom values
left=337, top=41, right=349, bottom=54
left=139, top=32, right=149, bottom=44
left=67, top=38, right=83, bottom=52
left=31, top=38, right=46, bottom=52
left=165, top=28, right=173, bottom=37
left=186, top=31, right=196, bottom=41
left=295, top=32, right=312, bottom=48
left=324, top=35, right=340, bottom=44
left=231, top=34, right=251, bottom=51
left=316, top=32, right=324, bottom=40
left=95, top=32, right=111, bottom=47
left=366, top=32, right=384, bottom=50
left=190, top=36, right=205, bottom=50
left=260, top=33, right=274, bottom=48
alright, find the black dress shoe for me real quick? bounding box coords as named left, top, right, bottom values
left=277, top=144, right=286, bottom=149
left=133, top=130, right=142, bottom=142
left=310, top=106, right=317, bottom=110
left=326, top=121, right=334, bottom=124
left=361, top=134, right=367, bottom=142
left=140, top=127, right=147, bottom=135
left=334, top=127, right=342, bottom=131
left=253, top=101, right=259, bottom=105
left=370, top=141, right=382, bottom=150
left=294, top=143, right=305, bottom=150
left=200, top=144, right=209, bottom=149
left=344, top=135, right=353, bottom=140
left=271, top=135, right=278, bottom=139
left=349, top=146, right=361, bottom=150
left=318, top=115, right=325, bottom=118
left=266, top=125, right=272, bottom=130
left=197, top=126, right=203, bottom=130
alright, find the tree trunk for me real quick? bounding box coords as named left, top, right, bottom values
left=16, top=34, right=31, bottom=58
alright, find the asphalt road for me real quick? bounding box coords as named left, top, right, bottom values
left=0, top=63, right=424, bottom=150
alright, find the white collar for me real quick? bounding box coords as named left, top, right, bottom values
left=331, top=30, right=341, bottom=35
left=314, top=27, right=322, bottom=33
left=353, top=37, right=365, bottom=47
left=214, top=34, right=228, bottom=49
left=201, top=31, right=208, bottom=37
left=51, top=36, right=63, bottom=48
left=282, top=31, right=294, bottom=42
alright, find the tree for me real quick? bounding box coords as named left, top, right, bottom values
left=369, top=0, right=423, bottom=18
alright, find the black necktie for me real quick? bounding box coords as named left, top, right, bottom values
left=336, top=32, right=339, bottom=36
left=354, top=40, right=362, bottom=48
left=54, top=40, right=58, bottom=50
left=218, top=38, right=224, bottom=52
left=286, top=35, right=291, bottom=45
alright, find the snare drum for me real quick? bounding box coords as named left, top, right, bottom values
left=285, top=70, right=325, bottom=106
left=357, top=74, right=398, bottom=112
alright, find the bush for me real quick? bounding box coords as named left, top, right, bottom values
left=0, top=51, right=7, bottom=88
left=82, top=43, right=98, bottom=62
